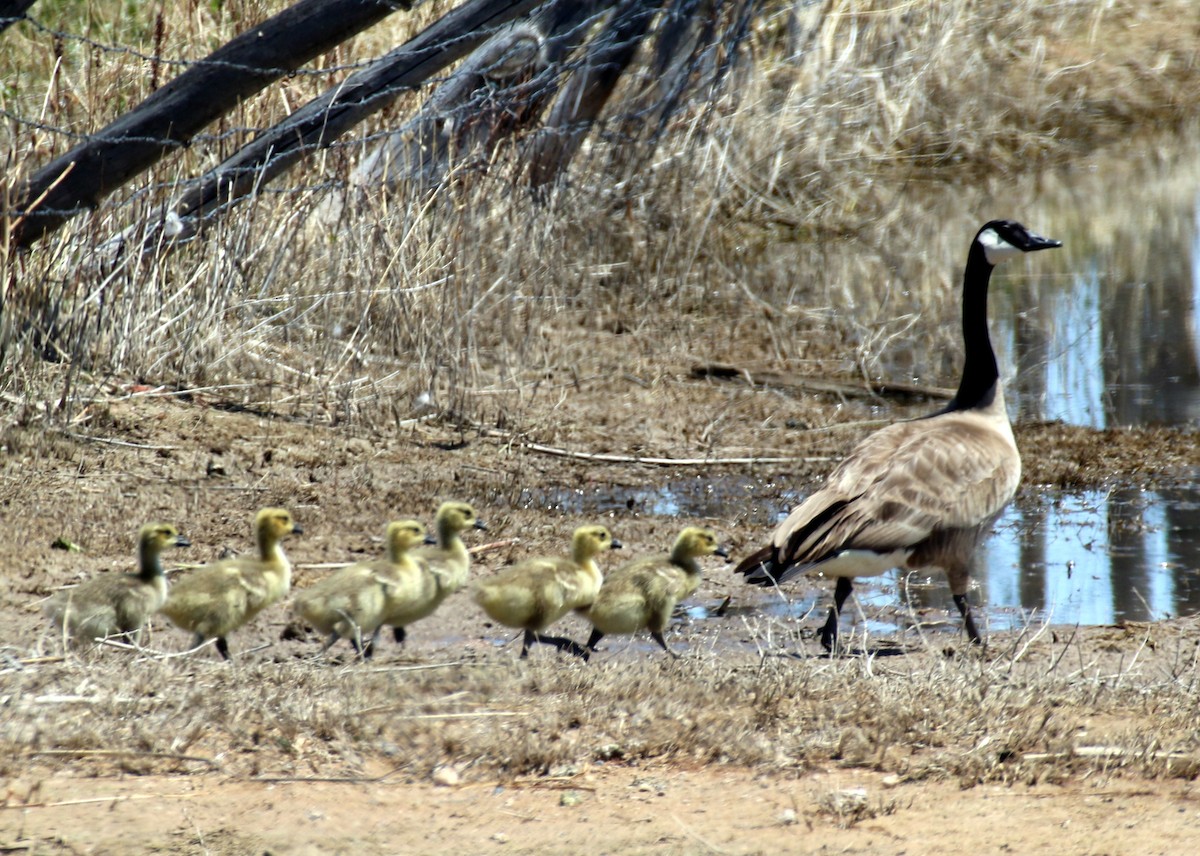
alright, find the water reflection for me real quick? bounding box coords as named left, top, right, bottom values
left=994, top=149, right=1200, bottom=427
left=519, top=476, right=1200, bottom=633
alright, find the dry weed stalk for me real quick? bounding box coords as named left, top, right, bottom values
left=2, top=1, right=1196, bottom=432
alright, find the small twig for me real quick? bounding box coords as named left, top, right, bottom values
left=469, top=538, right=518, bottom=556
left=517, top=440, right=827, bottom=467
left=249, top=765, right=404, bottom=785
left=355, top=708, right=528, bottom=719
left=57, top=430, right=179, bottom=451
left=357, top=661, right=484, bottom=674
left=2, top=793, right=196, bottom=811
left=27, top=749, right=219, bottom=768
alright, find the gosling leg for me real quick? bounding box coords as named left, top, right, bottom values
left=585, top=628, right=604, bottom=652
left=650, top=630, right=680, bottom=659
left=215, top=636, right=231, bottom=661
left=392, top=625, right=407, bottom=646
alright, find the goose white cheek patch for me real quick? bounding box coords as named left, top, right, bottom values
left=978, top=227, right=1023, bottom=265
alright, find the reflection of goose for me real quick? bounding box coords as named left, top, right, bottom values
left=735, top=220, right=1061, bottom=649
left=46, top=523, right=190, bottom=646
left=584, top=527, right=727, bottom=658
left=473, top=525, right=621, bottom=659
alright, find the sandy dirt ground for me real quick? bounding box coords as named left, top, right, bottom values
left=3, top=390, right=1200, bottom=854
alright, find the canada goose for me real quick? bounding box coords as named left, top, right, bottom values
left=292, top=520, right=430, bottom=658
left=473, top=525, right=621, bottom=659
left=734, top=220, right=1061, bottom=650
left=383, top=500, right=486, bottom=646
left=585, top=526, right=728, bottom=658
left=161, top=507, right=301, bottom=659
left=45, top=523, right=190, bottom=645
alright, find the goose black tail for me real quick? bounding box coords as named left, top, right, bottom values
left=733, top=545, right=785, bottom=587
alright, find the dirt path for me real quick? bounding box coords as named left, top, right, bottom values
left=5, top=763, right=1199, bottom=855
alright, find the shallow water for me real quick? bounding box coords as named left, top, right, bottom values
left=519, top=474, right=1200, bottom=637
left=982, top=144, right=1200, bottom=428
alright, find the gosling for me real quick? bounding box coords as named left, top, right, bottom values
left=45, top=523, right=190, bottom=646
left=473, top=525, right=621, bottom=659
left=383, top=500, right=486, bottom=647
left=161, top=508, right=301, bottom=659
left=584, top=526, right=727, bottom=658
left=292, top=519, right=430, bottom=658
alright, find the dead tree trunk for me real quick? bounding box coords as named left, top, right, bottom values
left=10, top=0, right=414, bottom=249
left=154, top=0, right=545, bottom=244
left=526, top=0, right=666, bottom=189
left=0, top=0, right=38, bottom=36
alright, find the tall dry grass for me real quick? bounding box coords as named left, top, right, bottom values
left=2, top=0, right=1198, bottom=431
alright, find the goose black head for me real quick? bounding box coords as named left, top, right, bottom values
left=975, top=220, right=1061, bottom=266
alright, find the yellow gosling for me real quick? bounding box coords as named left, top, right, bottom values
left=45, top=523, right=190, bottom=646
left=584, top=526, right=727, bottom=658
left=473, top=525, right=621, bottom=659
left=382, top=500, right=486, bottom=646
left=293, top=520, right=430, bottom=658
left=161, top=508, right=301, bottom=659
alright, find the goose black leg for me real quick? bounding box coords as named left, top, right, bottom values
left=819, top=577, right=854, bottom=652
left=953, top=593, right=983, bottom=645
left=215, top=636, right=231, bottom=661
left=393, top=626, right=406, bottom=646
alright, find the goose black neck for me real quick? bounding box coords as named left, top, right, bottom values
left=947, top=242, right=1000, bottom=412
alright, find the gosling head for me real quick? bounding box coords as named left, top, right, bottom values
left=672, top=526, right=729, bottom=561
left=975, top=220, right=1061, bottom=267
left=571, top=525, right=622, bottom=561
left=138, top=522, right=191, bottom=553
left=434, top=501, right=487, bottom=534
left=385, top=519, right=428, bottom=555
left=254, top=507, right=302, bottom=540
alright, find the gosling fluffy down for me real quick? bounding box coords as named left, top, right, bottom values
left=584, top=526, right=727, bottom=657
left=473, top=525, right=621, bottom=659
left=161, top=508, right=301, bottom=659
left=292, top=519, right=430, bottom=658
left=382, top=500, right=485, bottom=646
left=45, top=523, right=190, bottom=646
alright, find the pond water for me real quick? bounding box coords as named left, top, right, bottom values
left=989, top=143, right=1200, bottom=428
left=519, top=474, right=1200, bottom=638
left=515, top=140, right=1200, bottom=644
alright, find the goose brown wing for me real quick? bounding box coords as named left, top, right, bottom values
left=770, top=413, right=1020, bottom=572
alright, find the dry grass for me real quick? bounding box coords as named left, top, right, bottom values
left=3, top=0, right=1199, bottom=434
left=3, top=0, right=1200, bottom=811
left=5, top=616, right=1200, bottom=785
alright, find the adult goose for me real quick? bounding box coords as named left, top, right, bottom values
left=734, top=220, right=1061, bottom=649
